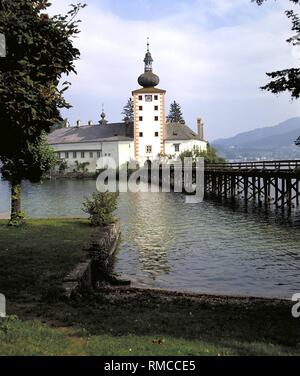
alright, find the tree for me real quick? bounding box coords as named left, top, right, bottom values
left=121, top=98, right=134, bottom=122
left=253, top=0, right=300, bottom=99
left=179, top=146, right=225, bottom=164
left=0, top=1, right=86, bottom=224
left=166, top=101, right=185, bottom=124
left=254, top=0, right=300, bottom=146
left=1, top=135, right=57, bottom=225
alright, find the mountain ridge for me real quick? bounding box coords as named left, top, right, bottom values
left=212, top=117, right=300, bottom=160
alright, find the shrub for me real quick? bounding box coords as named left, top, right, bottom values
left=179, top=146, right=225, bottom=164
left=58, top=160, right=68, bottom=174
left=82, top=192, right=118, bottom=227
left=75, top=161, right=90, bottom=173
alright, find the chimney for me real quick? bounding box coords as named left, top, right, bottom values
left=197, top=118, right=204, bottom=140
left=88, top=120, right=93, bottom=126
left=76, top=119, right=81, bottom=128
left=63, top=119, right=70, bottom=128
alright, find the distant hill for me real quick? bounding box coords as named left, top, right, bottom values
left=212, top=117, right=300, bottom=161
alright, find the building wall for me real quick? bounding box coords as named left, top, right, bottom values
left=133, top=92, right=165, bottom=164
left=51, top=141, right=133, bottom=172
left=118, top=142, right=135, bottom=168
left=164, top=139, right=207, bottom=158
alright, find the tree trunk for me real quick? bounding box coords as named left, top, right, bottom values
left=10, top=180, right=24, bottom=226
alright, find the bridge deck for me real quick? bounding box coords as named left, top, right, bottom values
left=205, top=160, right=300, bottom=209
left=206, top=160, right=300, bottom=173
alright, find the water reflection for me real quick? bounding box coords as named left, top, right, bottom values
left=119, top=192, right=172, bottom=277
left=116, top=191, right=300, bottom=298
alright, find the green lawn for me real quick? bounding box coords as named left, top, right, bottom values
left=0, top=317, right=297, bottom=356
left=0, top=219, right=93, bottom=302
left=0, top=219, right=299, bottom=356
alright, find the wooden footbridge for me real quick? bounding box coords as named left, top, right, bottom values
left=205, top=160, right=300, bottom=210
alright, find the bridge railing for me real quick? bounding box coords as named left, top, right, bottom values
left=206, top=160, right=300, bottom=172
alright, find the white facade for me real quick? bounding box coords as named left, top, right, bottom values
left=52, top=140, right=134, bottom=172
left=133, top=89, right=166, bottom=165
left=165, top=139, right=207, bottom=158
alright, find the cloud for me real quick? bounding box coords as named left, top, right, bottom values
left=50, top=0, right=300, bottom=140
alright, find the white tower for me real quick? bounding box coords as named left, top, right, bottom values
left=132, top=40, right=166, bottom=164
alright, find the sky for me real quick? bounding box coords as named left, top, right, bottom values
left=50, top=0, right=300, bottom=141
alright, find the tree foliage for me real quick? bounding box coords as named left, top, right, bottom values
left=253, top=0, right=300, bottom=99
left=75, top=160, right=90, bottom=173
left=58, top=159, right=68, bottom=173
left=0, top=1, right=86, bottom=223
left=121, top=98, right=134, bottom=122
left=0, top=1, right=86, bottom=155
left=179, top=146, right=225, bottom=164
left=1, top=134, right=57, bottom=226
left=82, top=192, right=118, bottom=227
left=1, top=134, right=57, bottom=183
left=166, top=101, right=186, bottom=124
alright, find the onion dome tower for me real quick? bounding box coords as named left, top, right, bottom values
left=132, top=39, right=166, bottom=164
left=138, top=39, right=160, bottom=88
left=99, top=104, right=108, bottom=125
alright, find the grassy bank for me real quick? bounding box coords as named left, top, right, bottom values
left=0, top=316, right=297, bottom=356
left=0, top=219, right=299, bottom=356
left=0, top=219, right=93, bottom=302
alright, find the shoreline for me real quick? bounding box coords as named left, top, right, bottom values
left=120, top=274, right=291, bottom=301
left=0, top=216, right=294, bottom=302
left=97, top=284, right=292, bottom=305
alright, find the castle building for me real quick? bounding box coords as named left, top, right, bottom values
left=48, top=43, right=207, bottom=172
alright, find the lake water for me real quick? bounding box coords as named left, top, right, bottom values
left=1, top=178, right=300, bottom=299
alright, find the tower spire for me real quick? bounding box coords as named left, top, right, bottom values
left=144, top=38, right=153, bottom=73
left=138, top=40, right=160, bottom=88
